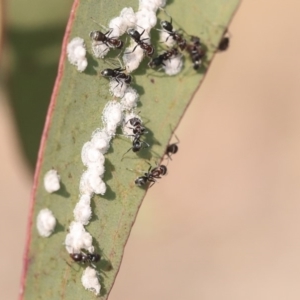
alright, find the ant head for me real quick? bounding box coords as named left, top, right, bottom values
left=135, top=176, right=147, bottom=186
left=89, top=31, right=96, bottom=39
left=161, top=20, right=173, bottom=32
left=127, top=28, right=139, bottom=39
left=90, top=30, right=102, bottom=41
left=101, top=69, right=113, bottom=77
left=148, top=57, right=162, bottom=68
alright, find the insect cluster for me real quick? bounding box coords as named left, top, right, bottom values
left=63, top=0, right=231, bottom=296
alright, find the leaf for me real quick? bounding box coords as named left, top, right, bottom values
left=21, top=0, right=240, bottom=299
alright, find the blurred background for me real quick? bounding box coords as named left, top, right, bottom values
left=2, top=0, right=300, bottom=299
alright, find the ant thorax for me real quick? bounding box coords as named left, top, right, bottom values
left=100, top=67, right=132, bottom=98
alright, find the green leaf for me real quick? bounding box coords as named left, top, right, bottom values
left=21, top=0, right=240, bottom=299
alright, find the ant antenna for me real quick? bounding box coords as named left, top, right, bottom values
left=102, top=38, right=128, bottom=69
left=121, top=147, right=134, bottom=161
left=90, top=17, right=109, bottom=31
left=158, top=7, right=172, bottom=22
left=102, top=45, right=126, bottom=69
left=126, top=166, right=146, bottom=174
left=116, top=43, right=129, bottom=68
left=121, top=140, right=149, bottom=161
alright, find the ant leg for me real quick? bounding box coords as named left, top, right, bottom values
left=148, top=178, right=157, bottom=188
left=174, top=134, right=180, bottom=145
left=139, top=28, right=145, bottom=37
left=134, top=24, right=146, bottom=37
left=124, top=43, right=139, bottom=55
left=116, top=133, right=135, bottom=139
left=121, top=146, right=133, bottom=161
left=94, top=41, right=111, bottom=58
left=141, top=141, right=150, bottom=150
left=158, top=7, right=173, bottom=24
left=115, top=75, right=124, bottom=89
left=145, top=162, right=152, bottom=173
left=112, top=77, right=121, bottom=89
left=165, top=34, right=173, bottom=43
left=94, top=40, right=110, bottom=48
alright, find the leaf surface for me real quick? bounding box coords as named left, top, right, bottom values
left=21, top=0, right=240, bottom=299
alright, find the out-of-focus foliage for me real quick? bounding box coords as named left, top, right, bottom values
left=6, top=0, right=73, bottom=168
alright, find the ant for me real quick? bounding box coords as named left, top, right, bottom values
left=126, top=28, right=155, bottom=56
left=70, top=251, right=101, bottom=265
left=90, top=30, right=123, bottom=49
left=186, top=36, right=206, bottom=70
left=101, top=67, right=132, bottom=87
left=135, top=163, right=167, bottom=187
left=121, top=116, right=149, bottom=160
left=165, top=134, right=179, bottom=160
left=148, top=47, right=179, bottom=69
left=160, top=19, right=187, bottom=51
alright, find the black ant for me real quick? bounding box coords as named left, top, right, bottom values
left=121, top=116, right=149, bottom=160
left=186, top=36, right=206, bottom=70
left=70, top=251, right=101, bottom=265
left=135, top=163, right=167, bottom=187
left=90, top=30, right=123, bottom=49
left=126, top=28, right=154, bottom=56
left=101, top=67, right=132, bottom=87
left=148, top=47, right=179, bottom=69
left=165, top=135, right=179, bottom=160
left=160, top=19, right=187, bottom=51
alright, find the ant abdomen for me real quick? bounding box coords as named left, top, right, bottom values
left=165, top=135, right=180, bottom=160
left=70, top=253, right=83, bottom=262
left=218, top=37, right=230, bottom=51
left=166, top=143, right=178, bottom=155
left=135, top=176, right=148, bottom=186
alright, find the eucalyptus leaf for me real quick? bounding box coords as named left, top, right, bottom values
left=21, top=0, right=240, bottom=299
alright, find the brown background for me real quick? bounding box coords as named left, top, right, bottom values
left=2, top=0, right=300, bottom=299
